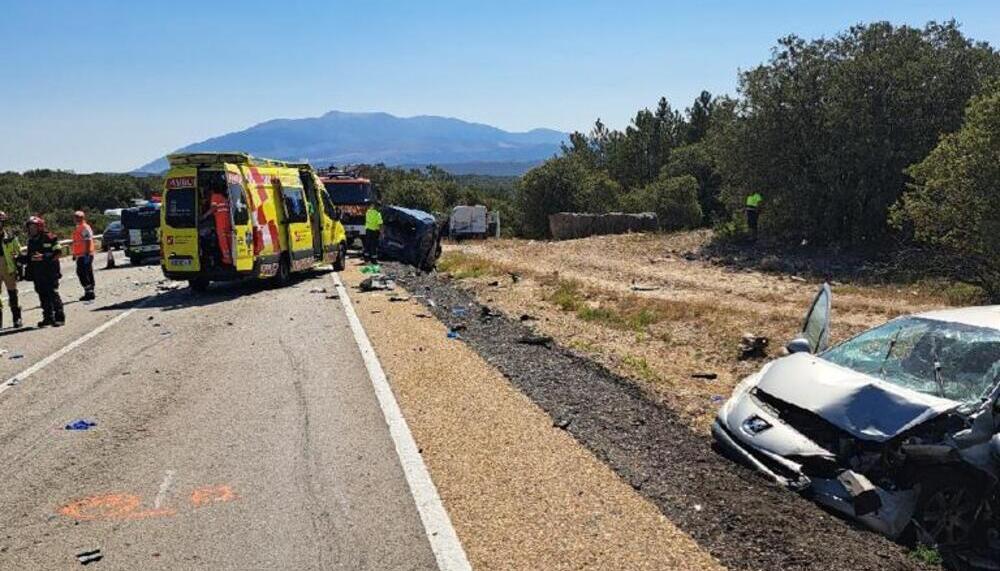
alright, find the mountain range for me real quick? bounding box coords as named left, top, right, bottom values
left=136, top=111, right=567, bottom=176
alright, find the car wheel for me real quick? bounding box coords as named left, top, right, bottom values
left=189, top=278, right=210, bottom=292
left=333, top=244, right=346, bottom=271
left=274, top=255, right=291, bottom=287
left=913, top=470, right=983, bottom=547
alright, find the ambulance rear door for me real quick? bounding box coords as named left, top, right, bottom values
left=276, top=172, right=315, bottom=272
left=224, top=166, right=254, bottom=272
left=161, top=167, right=200, bottom=274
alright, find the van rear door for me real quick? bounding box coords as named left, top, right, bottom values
left=162, top=167, right=200, bottom=273
left=225, top=168, right=254, bottom=272
left=276, top=173, right=314, bottom=271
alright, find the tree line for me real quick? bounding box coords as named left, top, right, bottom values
left=514, top=20, right=1000, bottom=299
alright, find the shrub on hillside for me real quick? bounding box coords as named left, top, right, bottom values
left=621, top=174, right=702, bottom=232
left=893, top=83, right=1000, bottom=300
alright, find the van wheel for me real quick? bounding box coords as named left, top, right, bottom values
left=333, top=244, right=346, bottom=271
left=189, top=278, right=210, bottom=292
left=274, top=256, right=291, bottom=287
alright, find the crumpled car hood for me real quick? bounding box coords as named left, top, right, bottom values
left=756, top=353, right=961, bottom=442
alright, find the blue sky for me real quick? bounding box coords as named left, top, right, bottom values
left=2, top=0, right=999, bottom=172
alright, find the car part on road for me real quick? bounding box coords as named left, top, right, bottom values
left=65, top=419, right=96, bottom=431
left=76, top=549, right=102, bottom=565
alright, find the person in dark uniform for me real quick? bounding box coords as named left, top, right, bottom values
left=20, top=216, right=65, bottom=327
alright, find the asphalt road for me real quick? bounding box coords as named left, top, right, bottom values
left=0, top=255, right=439, bottom=570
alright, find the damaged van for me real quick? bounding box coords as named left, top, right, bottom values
left=161, top=153, right=346, bottom=290
left=713, top=287, right=1000, bottom=560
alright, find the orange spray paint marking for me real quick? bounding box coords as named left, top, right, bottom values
left=190, top=485, right=236, bottom=507
left=58, top=493, right=175, bottom=521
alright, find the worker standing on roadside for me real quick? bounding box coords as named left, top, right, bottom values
left=21, top=216, right=65, bottom=327
left=71, top=210, right=96, bottom=301
left=0, top=212, right=23, bottom=329
left=363, top=202, right=383, bottom=263
left=745, top=191, right=763, bottom=241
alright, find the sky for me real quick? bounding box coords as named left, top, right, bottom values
left=2, top=0, right=999, bottom=173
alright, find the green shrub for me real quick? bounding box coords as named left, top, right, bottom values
left=622, top=174, right=702, bottom=231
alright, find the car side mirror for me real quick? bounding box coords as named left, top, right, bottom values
left=786, top=337, right=812, bottom=354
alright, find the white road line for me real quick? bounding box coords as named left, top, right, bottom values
left=154, top=469, right=176, bottom=509
left=0, top=296, right=152, bottom=396
left=332, top=273, right=472, bottom=571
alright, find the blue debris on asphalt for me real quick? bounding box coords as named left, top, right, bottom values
left=65, top=419, right=97, bottom=431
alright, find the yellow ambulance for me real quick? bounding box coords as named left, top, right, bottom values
left=160, top=153, right=347, bottom=290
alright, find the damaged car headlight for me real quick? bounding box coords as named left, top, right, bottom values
left=742, top=415, right=773, bottom=435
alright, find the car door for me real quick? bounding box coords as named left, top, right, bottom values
left=801, top=283, right=832, bottom=353
left=226, top=169, right=254, bottom=272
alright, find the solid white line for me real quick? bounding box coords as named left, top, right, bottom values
left=0, top=296, right=152, bottom=396
left=154, top=469, right=176, bottom=509
left=332, top=273, right=472, bottom=571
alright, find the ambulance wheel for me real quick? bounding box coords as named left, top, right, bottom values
left=274, top=256, right=291, bottom=287
left=189, top=278, right=210, bottom=292
left=333, top=244, right=346, bottom=271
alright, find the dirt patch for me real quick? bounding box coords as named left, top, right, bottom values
left=439, top=233, right=953, bottom=431
left=385, top=262, right=934, bottom=571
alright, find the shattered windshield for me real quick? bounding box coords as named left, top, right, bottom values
left=821, top=317, right=1000, bottom=404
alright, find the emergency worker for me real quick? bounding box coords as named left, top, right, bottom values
left=363, top=202, right=383, bottom=263
left=21, top=216, right=64, bottom=327
left=71, top=210, right=96, bottom=300
left=745, top=192, right=763, bottom=241
left=0, top=212, right=23, bottom=328
left=211, top=188, right=233, bottom=266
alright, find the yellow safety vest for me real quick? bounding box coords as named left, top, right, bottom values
left=746, top=193, right=763, bottom=208
left=365, top=208, right=383, bottom=231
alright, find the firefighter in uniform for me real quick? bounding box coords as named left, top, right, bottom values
left=363, top=202, right=383, bottom=263
left=210, top=188, right=233, bottom=266
left=72, top=210, right=96, bottom=301
left=21, top=216, right=65, bottom=327
left=0, top=212, right=23, bottom=329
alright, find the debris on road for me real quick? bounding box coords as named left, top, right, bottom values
left=359, top=276, right=395, bottom=292
left=76, top=549, right=102, bottom=565
left=360, top=264, right=382, bottom=274
left=451, top=307, right=469, bottom=317
left=691, top=372, right=718, bottom=380
left=9, top=353, right=23, bottom=360
left=517, top=334, right=553, bottom=347
left=388, top=295, right=411, bottom=302
left=446, top=330, right=462, bottom=340
left=326, top=294, right=340, bottom=300
left=65, top=419, right=97, bottom=431
left=309, top=287, right=328, bottom=294
left=519, top=314, right=537, bottom=322
left=737, top=333, right=769, bottom=360
left=630, top=282, right=660, bottom=292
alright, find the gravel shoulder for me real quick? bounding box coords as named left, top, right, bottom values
left=341, top=261, right=722, bottom=571
left=379, top=261, right=934, bottom=571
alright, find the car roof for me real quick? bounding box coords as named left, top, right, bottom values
left=915, top=306, right=1000, bottom=330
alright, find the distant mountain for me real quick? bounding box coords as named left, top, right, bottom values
left=136, top=111, right=566, bottom=175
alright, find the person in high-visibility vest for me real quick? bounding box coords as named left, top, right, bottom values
left=745, top=192, right=763, bottom=241
left=363, top=203, right=383, bottom=263
left=0, top=212, right=23, bottom=328
left=210, top=188, right=233, bottom=266
left=71, top=210, right=96, bottom=301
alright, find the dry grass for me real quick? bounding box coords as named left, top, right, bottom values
left=438, top=232, right=960, bottom=432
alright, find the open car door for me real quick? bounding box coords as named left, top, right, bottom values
left=800, top=283, right=832, bottom=353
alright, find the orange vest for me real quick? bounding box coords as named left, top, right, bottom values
left=72, top=222, right=95, bottom=256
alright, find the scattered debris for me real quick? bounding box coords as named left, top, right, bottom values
left=710, top=395, right=725, bottom=403
left=7, top=379, right=18, bottom=386
left=694, top=504, right=703, bottom=512
left=65, top=419, right=97, bottom=431
left=388, top=295, right=411, bottom=302
left=450, top=324, right=467, bottom=332
left=447, top=330, right=462, bottom=340
left=519, top=314, right=537, bottom=322
left=359, top=276, right=395, bottom=292
left=509, top=272, right=520, bottom=283
left=517, top=334, right=553, bottom=346
left=160, top=331, right=171, bottom=336
left=325, top=294, right=340, bottom=300
left=479, top=306, right=501, bottom=321
left=630, top=282, right=660, bottom=292
left=360, top=264, right=382, bottom=274
left=691, top=372, right=718, bottom=380
left=309, top=287, right=328, bottom=294
left=147, top=316, right=154, bottom=321
left=554, top=417, right=572, bottom=429
left=9, top=353, right=23, bottom=360
left=76, top=549, right=102, bottom=565
left=415, top=313, right=431, bottom=319
left=451, top=307, right=469, bottom=317
left=488, top=280, right=501, bottom=287
left=738, top=333, right=770, bottom=360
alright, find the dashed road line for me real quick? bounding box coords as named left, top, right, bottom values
left=332, top=272, right=472, bottom=571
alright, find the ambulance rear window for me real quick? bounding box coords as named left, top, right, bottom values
left=165, top=188, right=196, bottom=228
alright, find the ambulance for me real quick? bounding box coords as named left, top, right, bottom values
left=160, top=153, right=347, bottom=290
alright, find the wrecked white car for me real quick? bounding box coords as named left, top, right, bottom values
left=713, top=285, right=1000, bottom=556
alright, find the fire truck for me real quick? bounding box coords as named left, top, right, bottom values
left=317, top=167, right=376, bottom=247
